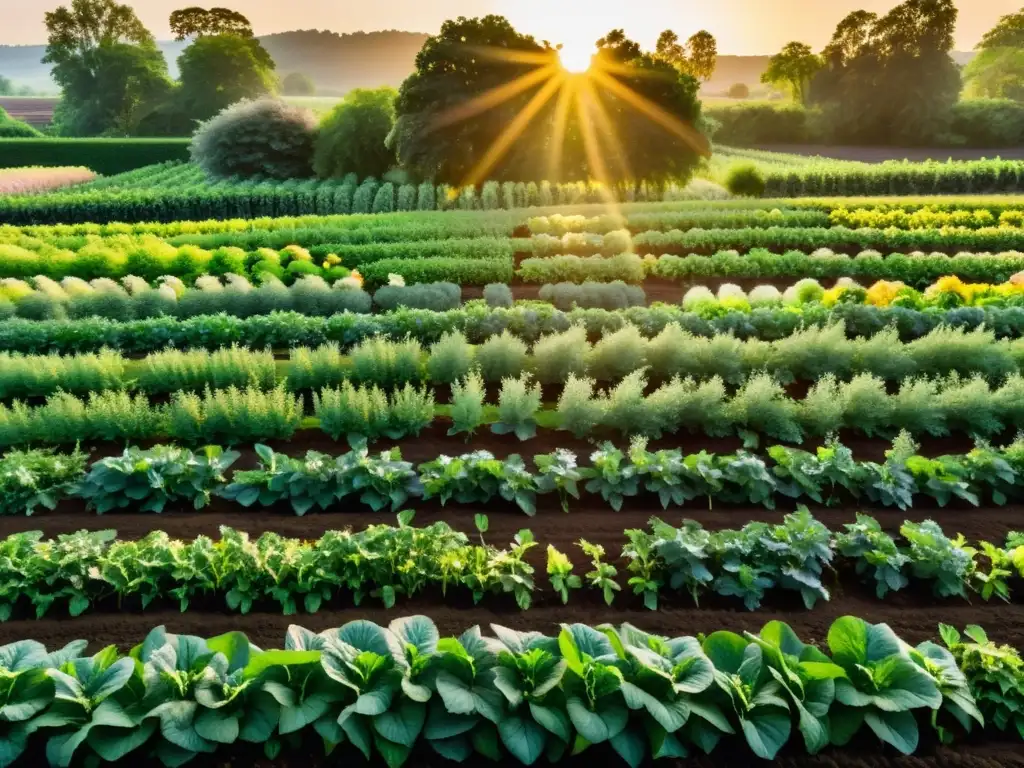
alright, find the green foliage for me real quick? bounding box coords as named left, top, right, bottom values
left=77, top=445, right=238, bottom=514
left=190, top=98, right=318, bottom=179
left=175, top=33, right=277, bottom=123
left=0, top=447, right=87, bottom=516
left=313, top=382, right=433, bottom=446
left=492, top=374, right=541, bottom=441
left=313, top=87, right=397, bottom=179
left=448, top=371, right=486, bottom=437
left=725, top=163, right=766, bottom=197
left=420, top=451, right=538, bottom=515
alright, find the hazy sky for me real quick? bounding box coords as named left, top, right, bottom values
left=3, top=0, right=1021, bottom=52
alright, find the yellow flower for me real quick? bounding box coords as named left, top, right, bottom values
left=821, top=287, right=843, bottom=307
left=865, top=280, right=905, bottom=307
left=926, top=275, right=964, bottom=298
left=325, top=253, right=341, bottom=266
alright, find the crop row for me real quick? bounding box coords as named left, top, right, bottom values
left=0, top=506, right=1020, bottom=623
left=527, top=205, right=1024, bottom=236
left=6, top=431, right=1024, bottom=518
left=758, top=157, right=1024, bottom=196
left=0, top=324, right=1019, bottom=402
left=528, top=225, right=1024, bottom=257
left=4, top=365, right=1024, bottom=448
left=3, top=302, right=1024, bottom=357
left=2, top=613, right=1015, bottom=768
left=677, top=275, right=1024, bottom=315
left=0, top=164, right=684, bottom=225
left=5, top=196, right=1023, bottom=243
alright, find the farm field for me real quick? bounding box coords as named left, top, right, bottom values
left=5, top=186, right=1024, bottom=768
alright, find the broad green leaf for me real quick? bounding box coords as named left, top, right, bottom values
left=373, top=699, right=425, bottom=748
left=864, top=709, right=919, bottom=754
left=702, top=631, right=749, bottom=674
left=374, top=734, right=412, bottom=768
left=498, top=714, right=546, bottom=765
left=194, top=708, right=239, bottom=744
left=610, top=725, right=645, bottom=768
left=529, top=702, right=570, bottom=743
left=741, top=709, right=791, bottom=760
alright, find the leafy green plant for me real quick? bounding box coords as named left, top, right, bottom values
left=546, top=545, right=580, bottom=604
left=491, top=374, right=541, bottom=441
left=836, top=514, right=910, bottom=599
left=420, top=451, right=538, bottom=515
left=900, top=520, right=976, bottom=599
left=827, top=616, right=942, bottom=754
left=578, top=540, right=620, bottom=606
left=77, top=445, right=238, bottom=514
left=448, top=371, right=485, bottom=438
left=0, top=447, right=87, bottom=516
left=533, top=449, right=581, bottom=513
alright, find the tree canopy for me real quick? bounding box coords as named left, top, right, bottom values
left=314, top=87, right=397, bottom=179
left=282, top=72, right=316, bottom=96
left=655, top=30, right=718, bottom=81
left=965, top=8, right=1024, bottom=102
left=762, top=42, right=822, bottom=103
left=809, top=0, right=960, bottom=144
left=170, top=6, right=253, bottom=39
left=176, top=33, right=276, bottom=121
left=392, top=15, right=706, bottom=187
left=44, top=0, right=172, bottom=135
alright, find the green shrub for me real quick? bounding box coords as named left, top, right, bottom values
left=0, top=110, right=42, bottom=138
left=538, top=280, right=646, bottom=310
left=286, top=344, right=346, bottom=391
left=483, top=283, right=514, bottom=308
left=373, top=282, right=461, bottom=311
left=532, top=326, right=590, bottom=384
left=190, top=98, right=318, bottom=179
left=950, top=99, right=1024, bottom=146
left=448, top=371, right=485, bottom=437
left=476, top=331, right=528, bottom=382
left=492, top=374, right=541, bottom=440
left=587, top=325, right=647, bottom=381
left=349, top=336, right=422, bottom=387
left=313, top=87, right=397, bottom=179
left=557, top=374, right=603, bottom=438
left=314, top=382, right=433, bottom=445
left=706, top=102, right=810, bottom=144
left=168, top=386, right=303, bottom=444
left=725, top=163, right=767, bottom=197
left=0, top=139, right=189, bottom=174
left=426, top=330, right=474, bottom=384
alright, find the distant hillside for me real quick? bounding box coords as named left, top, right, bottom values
left=0, top=32, right=976, bottom=97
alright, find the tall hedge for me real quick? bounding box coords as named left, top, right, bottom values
left=0, top=139, right=190, bottom=174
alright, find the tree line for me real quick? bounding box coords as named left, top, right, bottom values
left=760, top=0, right=1024, bottom=144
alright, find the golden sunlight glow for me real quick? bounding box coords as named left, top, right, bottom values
left=558, top=43, right=594, bottom=73
left=433, top=34, right=711, bottom=198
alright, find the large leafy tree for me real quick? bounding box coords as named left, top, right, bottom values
left=169, top=6, right=253, bottom=38
left=314, top=87, right=398, bottom=179
left=655, top=30, right=718, bottom=82
left=165, top=6, right=275, bottom=125
left=176, top=34, right=277, bottom=121
left=809, top=0, right=961, bottom=144
left=43, top=0, right=172, bottom=136
left=761, top=42, right=822, bottom=103
left=393, top=16, right=706, bottom=186
left=964, top=8, right=1024, bottom=101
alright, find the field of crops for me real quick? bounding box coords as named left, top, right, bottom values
left=5, top=192, right=1024, bottom=768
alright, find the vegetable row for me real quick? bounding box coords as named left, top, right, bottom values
left=2, top=508, right=1019, bottom=621
left=5, top=302, right=1024, bottom=357
left=1, top=614, right=1016, bottom=768
left=528, top=225, right=1024, bottom=257
left=7, top=434, right=1024, bottom=518
left=0, top=166, right=684, bottom=225
left=1, top=324, right=1018, bottom=401
left=527, top=206, right=1024, bottom=236
left=6, top=364, right=1024, bottom=448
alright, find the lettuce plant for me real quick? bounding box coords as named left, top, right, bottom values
left=827, top=616, right=942, bottom=754
left=0, top=448, right=86, bottom=516
left=836, top=514, right=910, bottom=598
left=419, top=452, right=538, bottom=516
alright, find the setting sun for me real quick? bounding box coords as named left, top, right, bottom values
left=558, top=43, right=595, bottom=73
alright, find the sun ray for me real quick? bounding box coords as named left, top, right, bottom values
left=431, top=63, right=561, bottom=131
left=591, top=68, right=712, bottom=156
left=546, top=76, right=576, bottom=181
left=597, top=57, right=671, bottom=80
left=578, top=75, right=632, bottom=186
left=574, top=84, right=623, bottom=213
left=463, top=44, right=559, bottom=67
left=461, top=72, right=566, bottom=189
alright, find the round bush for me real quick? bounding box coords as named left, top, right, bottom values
left=190, top=98, right=318, bottom=179
left=0, top=108, right=42, bottom=138
left=313, top=87, right=397, bottom=179
left=726, top=83, right=750, bottom=99
left=725, top=163, right=766, bottom=197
